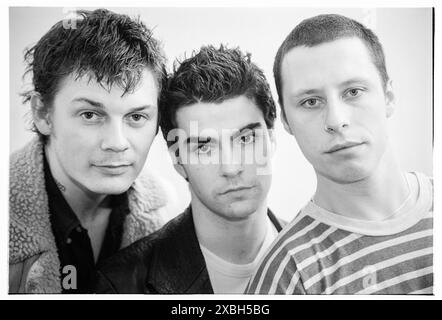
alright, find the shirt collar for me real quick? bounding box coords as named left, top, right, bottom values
left=44, top=152, right=130, bottom=241
left=44, top=153, right=81, bottom=240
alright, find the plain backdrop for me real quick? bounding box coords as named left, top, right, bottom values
left=9, top=7, right=433, bottom=223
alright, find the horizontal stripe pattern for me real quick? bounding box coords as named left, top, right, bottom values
left=247, top=209, right=433, bottom=295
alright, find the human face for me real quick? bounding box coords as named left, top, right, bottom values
left=280, top=37, right=394, bottom=184
left=174, top=95, right=273, bottom=221
left=43, top=69, right=158, bottom=196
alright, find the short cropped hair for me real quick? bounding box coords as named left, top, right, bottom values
left=160, top=45, right=276, bottom=147
left=274, top=14, right=389, bottom=110
left=22, top=9, right=166, bottom=137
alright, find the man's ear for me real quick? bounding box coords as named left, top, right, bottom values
left=384, top=79, right=395, bottom=118
left=268, top=128, right=277, bottom=157
left=31, top=94, right=52, bottom=135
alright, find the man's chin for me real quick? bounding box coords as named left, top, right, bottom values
left=217, top=200, right=261, bottom=221
left=318, top=166, right=371, bottom=185
left=86, top=180, right=133, bottom=196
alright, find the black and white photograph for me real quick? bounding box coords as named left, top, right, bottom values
left=4, top=2, right=437, bottom=304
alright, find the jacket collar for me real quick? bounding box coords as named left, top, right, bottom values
left=9, top=137, right=61, bottom=293
left=147, top=206, right=284, bottom=294
left=148, top=207, right=214, bottom=294
left=268, top=208, right=285, bottom=231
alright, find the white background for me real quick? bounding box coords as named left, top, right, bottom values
left=9, top=7, right=433, bottom=223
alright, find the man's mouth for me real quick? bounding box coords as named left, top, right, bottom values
left=325, top=141, right=365, bottom=154
left=92, top=163, right=133, bottom=175
left=94, top=163, right=132, bottom=168
left=220, top=186, right=254, bottom=195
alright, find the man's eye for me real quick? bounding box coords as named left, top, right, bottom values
left=126, top=113, right=148, bottom=126
left=130, top=113, right=146, bottom=121
left=129, top=113, right=148, bottom=122
left=239, top=133, right=255, bottom=144
left=197, top=144, right=211, bottom=154
left=346, top=88, right=362, bottom=98
left=301, top=98, right=320, bottom=108
left=80, top=111, right=99, bottom=120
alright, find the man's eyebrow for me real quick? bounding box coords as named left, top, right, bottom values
left=340, top=78, right=370, bottom=87
left=288, top=78, right=371, bottom=101
left=291, top=89, right=322, bottom=99
left=232, top=122, right=262, bottom=140
left=184, top=123, right=262, bottom=144
left=127, top=105, right=155, bottom=113
left=71, top=98, right=154, bottom=112
left=72, top=97, right=104, bottom=108
left=185, top=136, right=213, bottom=145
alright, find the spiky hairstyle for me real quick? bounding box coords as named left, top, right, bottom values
left=22, top=8, right=166, bottom=136
left=160, top=45, right=276, bottom=146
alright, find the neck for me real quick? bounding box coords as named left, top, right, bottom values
left=45, top=145, right=110, bottom=225
left=314, top=148, right=410, bottom=221
left=191, top=198, right=269, bottom=265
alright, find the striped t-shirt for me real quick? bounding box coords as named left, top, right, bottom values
left=247, top=172, right=433, bottom=295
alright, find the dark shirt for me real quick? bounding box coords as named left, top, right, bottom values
left=43, top=154, right=129, bottom=293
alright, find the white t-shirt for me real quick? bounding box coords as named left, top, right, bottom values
left=200, top=217, right=278, bottom=294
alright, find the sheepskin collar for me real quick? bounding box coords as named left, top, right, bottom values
left=9, top=137, right=167, bottom=293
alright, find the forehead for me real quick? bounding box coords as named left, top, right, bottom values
left=280, top=37, right=381, bottom=91
left=53, top=68, right=158, bottom=108
left=175, top=95, right=266, bottom=134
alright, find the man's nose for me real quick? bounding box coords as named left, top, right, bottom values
left=219, top=145, right=244, bottom=177
left=100, top=120, right=130, bottom=152
left=323, top=97, right=350, bottom=134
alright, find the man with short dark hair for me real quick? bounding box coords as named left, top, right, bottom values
left=9, top=9, right=169, bottom=293
left=247, top=14, right=433, bottom=294
left=96, top=45, right=284, bottom=294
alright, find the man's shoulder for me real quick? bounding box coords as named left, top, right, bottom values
left=128, top=170, right=169, bottom=211
left=10, top=137, right=44, bottom=177
left=100, top=210, right=191, bottom=271
left=246, top=210, right=314, bottom=294
left=9, top=136, right=47, bottom=222
left=279, top=207, right=318, bottom=237
left=96, top=210, right=194, bottom=293
left=413, top=171, right=433, bottom=191
left=121, top=169, right=173, bottom=242
left=262, top=207, right=322, bottom=259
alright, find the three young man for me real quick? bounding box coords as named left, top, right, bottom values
left=9, top=9, right=169, bottom=293
left=247, top=14, right=433, bottom=294
left=95, top=45, right=284, bottom=294
left=10, top=10, right=432, bottom=295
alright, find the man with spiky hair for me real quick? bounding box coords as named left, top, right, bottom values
left=96, top=45, right=285, bottom=294
left=247, top=14, right=433, bottom=295
left=9, top=9, right=169, bottom=294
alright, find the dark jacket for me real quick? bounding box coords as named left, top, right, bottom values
left=96, top=207, right=285, bottom=294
